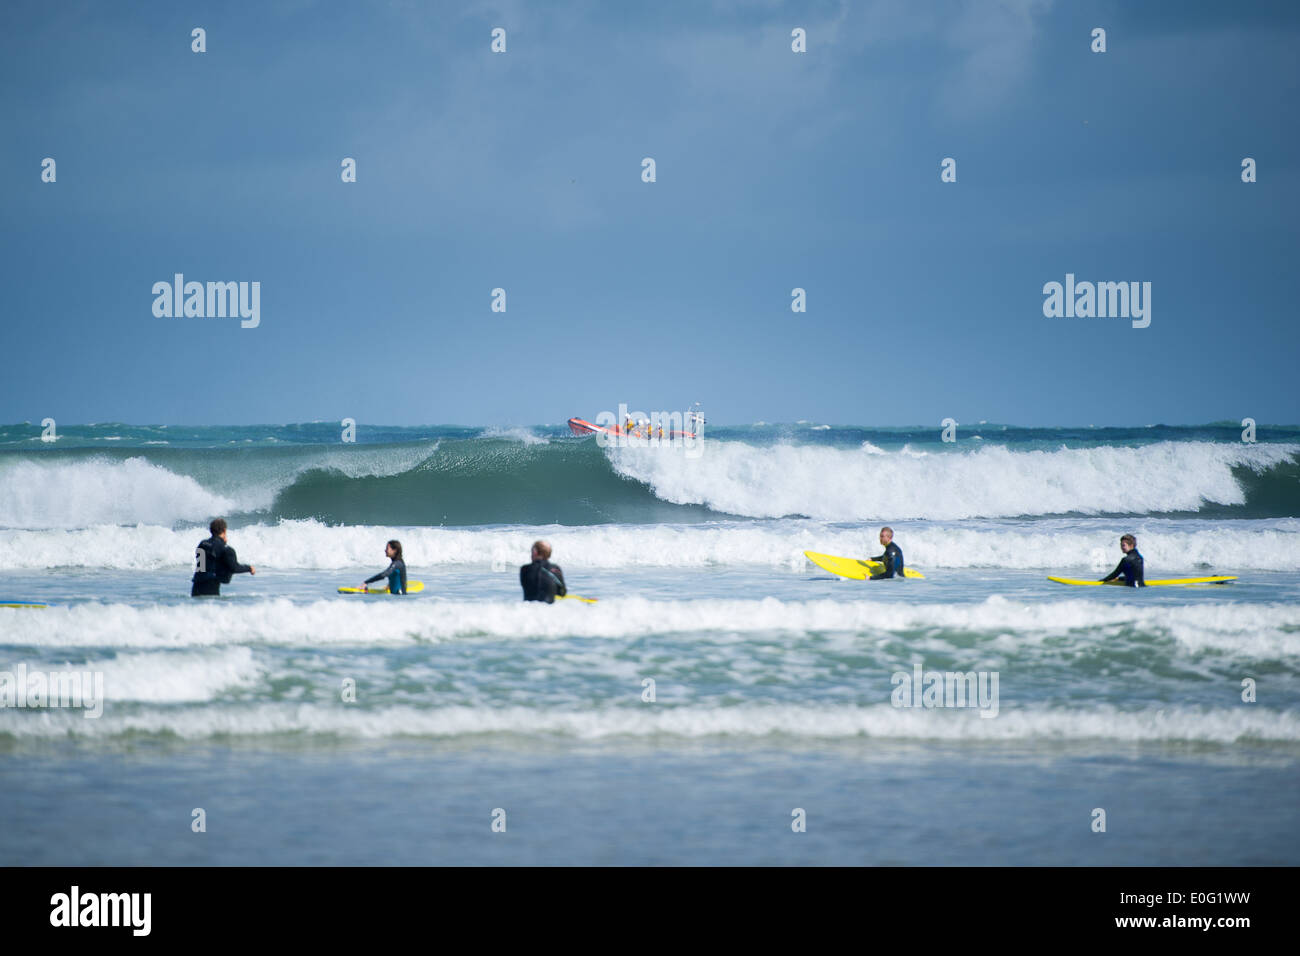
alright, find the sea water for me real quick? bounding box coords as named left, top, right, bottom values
left=1, top=422, right=1297, bottom=864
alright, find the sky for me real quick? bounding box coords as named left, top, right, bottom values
left=2, top=0, right=1297, bottom=427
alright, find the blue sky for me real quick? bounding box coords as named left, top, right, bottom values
left=2, top=0, right=1297, bottom=427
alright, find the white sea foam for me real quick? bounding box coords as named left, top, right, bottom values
left=1, top=700, right=1294, bottom=743
left=608, top=440, right=1298, bottom=520
left=2, top=518, right=1298, bottom=571
left=480, top=426, right=549, bottom=445
left=6, top=597, right=1299, bottom=656
left=1, top=647, right=263, bottom=702
left=0, top=458, right=236, bottom=530
left=0, top=443, right=436, bottom=530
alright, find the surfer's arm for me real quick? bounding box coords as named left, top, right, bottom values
left=1101, top=559, right=1123, bottom=582
left=551, top=564, right=567, bottom=597
left=222, top=546, right=253, bottom=575
left=364, top=562, right=395, bottom=585
left=864, top=552, right=885, bottom=580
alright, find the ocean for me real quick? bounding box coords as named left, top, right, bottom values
left=1, top=422, right=1298, bottom=865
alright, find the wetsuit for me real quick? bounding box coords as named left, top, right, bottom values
left=870, top=542, right=905, bottom=580
left=520, top=559, right=567, bottom=603
left=191, top=535, right=252, bottom=596
left=1103, top=549, right=1145, bottom=587
left=364, top=558, right=407, bottom=594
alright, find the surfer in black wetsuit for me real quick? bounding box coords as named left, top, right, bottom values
left=870, top=526, right=905, bottom=580
left=1102, top=534, right=1145, bottom=587
left=361, top=540, right=407, bottom=594
left=191, top=517, right=256, bottom=596
left=520, top=540, right=567, bottom=603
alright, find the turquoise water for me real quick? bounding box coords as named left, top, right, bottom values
left=1, top=423, right=1297, bottom=864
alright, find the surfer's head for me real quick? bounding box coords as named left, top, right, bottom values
left=386, top=540, right=402, bottom=560
left=1120, top=534, right=1136, bottom=552
left=879, top=526, right=893, bottom=545
left=210, top=517, right=228, bottom=541
left=532, top=540, right=552, bottom=561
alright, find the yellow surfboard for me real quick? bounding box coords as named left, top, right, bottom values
left=338, top=581, right=426, bottom=594
left=1048, top=575, right=1237, bottom=587
left=559, top=593, right=598, bottom=603
left=0, top=601, right=48, bottom=608
left=803, top=551, right=925, bottom=580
